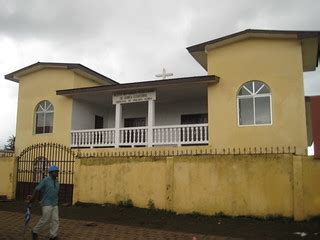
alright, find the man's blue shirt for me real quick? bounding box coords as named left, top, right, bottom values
left=35, top=176, right=59, bottom=206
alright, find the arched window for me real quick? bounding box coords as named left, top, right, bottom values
left=35, top=100, right=54, bottom=134
left=237, top=81, right=272, bottom=126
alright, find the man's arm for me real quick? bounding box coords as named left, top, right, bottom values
left=27, top=189, right=39, bottom=203
left=27, top=178, right=46, bottom=203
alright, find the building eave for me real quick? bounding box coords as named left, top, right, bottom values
left=4, top=62, right=118, bottom=85
left=56, top=75, right=219, bottom=96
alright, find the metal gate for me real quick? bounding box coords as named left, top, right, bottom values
left=16, top=143, right=75, bottom=204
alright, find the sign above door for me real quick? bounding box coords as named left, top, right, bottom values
left=112, top=91, right=156, bottom=104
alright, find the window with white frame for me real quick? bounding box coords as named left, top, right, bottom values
left=237, top=81, right=272, bottom=126
left=35, top=100, right=54, bottom=134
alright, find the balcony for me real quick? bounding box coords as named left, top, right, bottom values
left=71, top=123, right=208, bottom=148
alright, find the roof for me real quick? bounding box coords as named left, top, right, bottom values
left=56, top=75, right=219, bottom=96
left=4, top=62, right=118, bottom=85
left=187, top=29, right=320, bottom=71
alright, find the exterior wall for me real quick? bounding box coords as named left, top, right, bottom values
left=73, top=153, right=320, bottom=220
left=207, top=38, right=307, bottom=154
left=72, top=100, right=108, bottom=130
left=303, top=157, right=320, bottom=217
left=75, top=99, right=208, bottom=129
left=155, top=99, right=207, bottom=126
left=121, top=102, right=148, bottom=126
left=15, top=69, right=74, bottom=153
left=15, top=69, right=104, bottom=153
left=2, top=150, right=319, bottom=220
left=75, top=159, right=167, bottom=209
left=172, top=155, right=293, bottom=217
left=73, top=73, right=101, bottom=88
left=0, top=156, right=15, bottom=199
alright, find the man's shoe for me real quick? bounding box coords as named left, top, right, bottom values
left=31, top=231, right=38, bottom=240
left=49, top=237, right=58, bottom=240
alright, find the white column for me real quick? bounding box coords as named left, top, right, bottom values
left=114, top=103, right=122, bottom=147
left=147, top=100, right=155, bottom=147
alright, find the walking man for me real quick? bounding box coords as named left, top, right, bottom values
left=28, top=165, right=60, bottom=240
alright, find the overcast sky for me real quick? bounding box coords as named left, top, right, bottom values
left=0, top=0, right=319, bottom=148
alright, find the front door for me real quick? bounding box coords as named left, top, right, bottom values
left=124, top=117, right=146, bottom=144
left=181, top=113, right=208, bottom=143
left=181, top=113, right=208, bottom=124
left=95, top=115, right=104, bottom=129
left=124, top=117, right=146, bottom=127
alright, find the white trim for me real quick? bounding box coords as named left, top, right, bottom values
left=253, top=95, right=256, bottom=125
left=71, top=128, right=115, bottom=133
left=147, top=100, right=155, bottom=147
left=242, top=85, right=253, bottom=95
left=114, top=103, right=122, bottom=147
left=256, top=84, right=265, bottom=94
left=269, top=94, right=273, bottom=125
left=152, top=123, right=208, bottom=128
left=237, top=93, right=271, bottom=99
left=112, top=91, right=156, bottom=105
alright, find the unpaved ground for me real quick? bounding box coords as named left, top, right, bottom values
left=0, top=201, right=319, bottom=239
left=0, top=211, right=236, bottom=240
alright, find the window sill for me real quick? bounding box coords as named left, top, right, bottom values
left=33, top=132, right=54, bottom=136
left=237, top=123, right=272, bottom=127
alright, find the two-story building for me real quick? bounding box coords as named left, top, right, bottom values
left=5, top=29, right=320, bottom=155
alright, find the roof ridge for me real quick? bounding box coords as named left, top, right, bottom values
left=4, top=62, right=118, bottom=84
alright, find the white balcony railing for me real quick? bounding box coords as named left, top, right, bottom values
left=71, top=128, right=115, bottom=147
left=153, top=124, right=208, bottom=145
left=71, top=124, right=208, bottom=148
left=119, top=127, right=148, bottom=146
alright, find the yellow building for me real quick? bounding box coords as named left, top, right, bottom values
left=3, top=29, right=320, bottom=219
left=5, top=29, right=319, bottom=154
left=5, top=62, right=117, bottom=153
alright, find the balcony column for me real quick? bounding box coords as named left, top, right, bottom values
left=147, top=100, right=155, bottom=147
left=114, top=103, right=122, bottom=147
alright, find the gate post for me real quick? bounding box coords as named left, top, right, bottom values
left=72, top=157, right=81, bottom=205
left=293, top=155, right=305, bottom=220
left=165, top=156, right=174, bottom=211
left=11, top=155, right=18, bottom=200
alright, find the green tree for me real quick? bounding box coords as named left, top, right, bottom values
left=5, top=135, right=15, bottom=151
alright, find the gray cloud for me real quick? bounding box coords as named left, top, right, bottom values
left=0, top=0, right=319, bottom=147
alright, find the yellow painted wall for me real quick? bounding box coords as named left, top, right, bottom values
left=73, top=73, right=101, bottom=88
left=172, top=155, right=293, bottom=217
left=302, top=157, right=320, bottom=217
left=0, top=157, right=15, bottom=199
left=1, top=153, right=319, bottom=220
left=15, top=68, right=104, bottom=154
left=74, top=158, right=167, bottom=209
left=15, top=69, right=74, bottom=153
left=73, top=154, right=320, bottom=220
left=207, top=38, right=307, bottom=154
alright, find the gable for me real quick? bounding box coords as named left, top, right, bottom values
left=187, top=29, right=320, bottom=72
left=206, top=37, right=303, bottom=78
left=5, top=62, right=118, bottom=85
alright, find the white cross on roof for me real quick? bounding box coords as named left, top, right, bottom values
left=155, top=68, right=173, bottom=79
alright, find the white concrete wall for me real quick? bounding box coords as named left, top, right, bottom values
left=155, top=99, right=207, bottom=126
left=72, top=100, right=109, bottom=130
left=72, top=98, right=208, bottom=130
